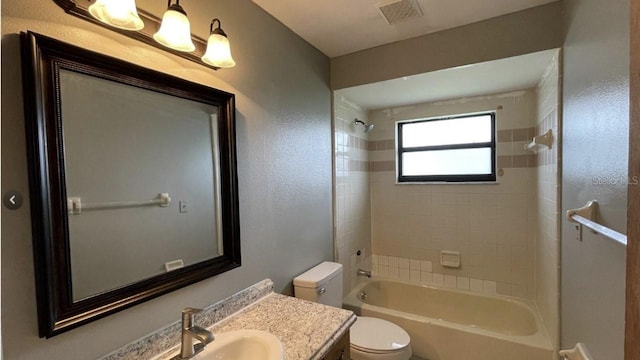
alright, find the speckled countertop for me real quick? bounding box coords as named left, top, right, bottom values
left=101, top=279, right=355, bottom=360
left=209, top=293, right=356, bottom=360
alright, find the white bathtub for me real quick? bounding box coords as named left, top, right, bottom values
left=343, top=278, right=553, bottom=360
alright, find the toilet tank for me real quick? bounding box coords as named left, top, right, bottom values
left=293, top=261, right=343, bottom=308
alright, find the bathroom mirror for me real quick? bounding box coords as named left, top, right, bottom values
left=21, top=31, right=241, bottom=338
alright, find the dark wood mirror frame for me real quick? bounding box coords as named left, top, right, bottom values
left=20, top=31, right=241, bottom=338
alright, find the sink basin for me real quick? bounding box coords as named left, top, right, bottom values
left=193, top=329, right=285, bottom=360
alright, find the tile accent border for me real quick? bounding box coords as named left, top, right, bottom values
left=370, top=161, right=394, bottom=172
left=368, top=139, right=395, bottom=151
left=496, top=127, right=537, bottom=142
left=369, top=126, right=540, bottom=172
left=497, top=154, right=537, bottom=169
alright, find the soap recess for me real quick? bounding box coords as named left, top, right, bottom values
left=440, top=251, right=461, bottom=268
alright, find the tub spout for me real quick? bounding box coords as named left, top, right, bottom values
left=357, top=269, right=372, bottom=278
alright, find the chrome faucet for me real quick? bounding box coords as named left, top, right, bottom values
left=178, top=307, right=215, bottom=359
left=357, top=269, right=372, bottom=278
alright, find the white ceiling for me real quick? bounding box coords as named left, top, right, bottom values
left=338, top=49, right=557, bottom=110
left=252, top=0, right=558, bottom=58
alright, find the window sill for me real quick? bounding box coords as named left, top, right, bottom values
left=395, top=181, right=500, bottom=185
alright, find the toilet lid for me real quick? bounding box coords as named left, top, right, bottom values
left=351, top=317, right=410, bottom=353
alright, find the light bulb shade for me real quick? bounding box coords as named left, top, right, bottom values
left=153, top=8, right=196, bottom=52
left=88, top=0, right=144, bottom=30
left=202, top=33, right=236, bottom=68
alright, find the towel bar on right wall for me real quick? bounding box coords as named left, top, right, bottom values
left=566, top=200, right=628, bottom=246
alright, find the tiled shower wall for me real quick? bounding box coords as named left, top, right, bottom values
left=334, top=93, right=372, bottom=295
left=535, top=50, right=561, bottom=351
left=368, top=91, right=538, bottom=298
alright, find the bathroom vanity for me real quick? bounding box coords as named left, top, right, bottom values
left=208, top=293, right=353, bottom=359
left=100, top=279, right=355, bottom=360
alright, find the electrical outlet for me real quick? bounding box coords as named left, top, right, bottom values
left=179, top=200, right=188, bottom=213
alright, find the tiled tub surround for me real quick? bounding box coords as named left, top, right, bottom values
left=370, top=254, right=501, bottom=295
left=100, top=279, right=356, bottom=360
left=366, top=91, right=538, bottom=299
left=334, top=92, right=372, bottom=296
left=534, top=50, right=561, bottom=354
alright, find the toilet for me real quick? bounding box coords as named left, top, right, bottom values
left=293, top=262, right=412, bottom=360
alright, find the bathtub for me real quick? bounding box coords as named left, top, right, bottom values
left=343, top=278, right=553, bottom=360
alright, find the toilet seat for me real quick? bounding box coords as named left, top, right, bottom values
left=350, top=317, right=411, bottom=354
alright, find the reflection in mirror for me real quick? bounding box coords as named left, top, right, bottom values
left=60, top=70, right=224, bottom=301
left=21, top=31, right=240, bottom=337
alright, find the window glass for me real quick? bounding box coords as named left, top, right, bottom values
left=397, top=112, right=496, bottom=182
left=402, top=148, right=493, bottom=176
left=402, top=115, right=492, bottom=148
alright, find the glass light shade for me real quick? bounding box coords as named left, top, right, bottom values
left=202, top=33, right=236, bottom=68
left=153, top=9, right=196, bottom=52
left=88, top=0, right=144, bottom=30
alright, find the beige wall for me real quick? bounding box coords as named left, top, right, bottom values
left=333, top=93, right=372, bottom=296
left=534, top=50, right=561, bottom=355
left=367, top=90, right=537, bottom=298
left=1, top=0, right=333, bottom=359
left=330, top=2, right=563, bottom=90
left=561, top=0, right=629, bottom=359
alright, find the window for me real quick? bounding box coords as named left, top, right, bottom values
left=397, top=112, right=496, bottom=182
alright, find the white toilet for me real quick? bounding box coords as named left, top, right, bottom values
left=293, top=262, right=412, bottom=360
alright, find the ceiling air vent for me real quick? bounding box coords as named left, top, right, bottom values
left=377, top=0, right=423, bottom=25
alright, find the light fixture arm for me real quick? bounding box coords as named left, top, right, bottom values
left=210, top=18, right=227, bottom=37
left=167, top=0, right=186, bottom=15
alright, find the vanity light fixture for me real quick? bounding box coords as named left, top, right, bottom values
left=81, top=0, right=236, bottom=69
left=88, top=0, right=144, bottom=31
left=153, top=0, right=196, bottom=52
left=201, top=19, right=236, bottom=68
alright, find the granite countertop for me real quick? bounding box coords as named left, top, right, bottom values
left=100, top=279, right=354, bottom=360
left=209, top=293, right=356, bottom=360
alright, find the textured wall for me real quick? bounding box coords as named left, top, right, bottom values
left=1, top=0, right=332, bottom=359
left=561, top=0, right=629, bottom=359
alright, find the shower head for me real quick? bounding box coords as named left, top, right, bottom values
left=354, top=119, right=375, bottom=133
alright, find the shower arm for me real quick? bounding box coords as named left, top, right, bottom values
left=354, top=118, right=375, bottom=133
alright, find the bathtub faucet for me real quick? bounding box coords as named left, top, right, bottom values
left=357, top=269, right=372, bottom=278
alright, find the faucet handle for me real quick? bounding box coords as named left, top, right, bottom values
left=182, top=307, right=204, bottom=327
left=182, top=307, right=204, bottom=315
